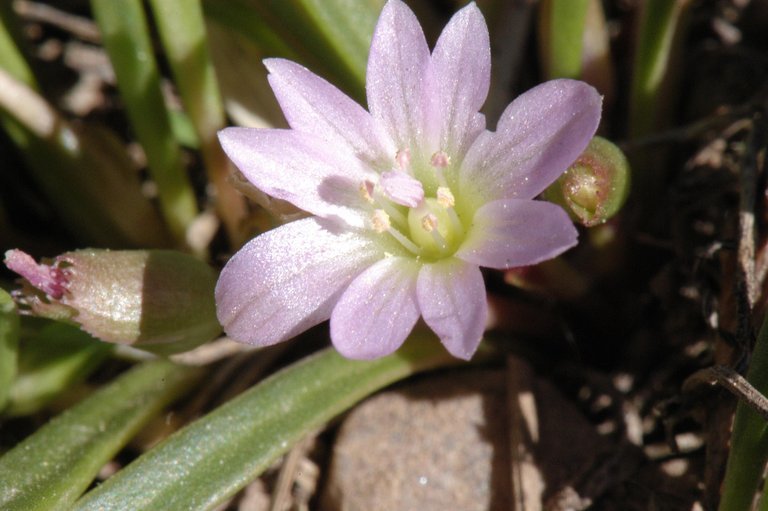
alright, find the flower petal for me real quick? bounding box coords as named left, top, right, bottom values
left=219, top=128, right=373, bottom=227
left=460, top=79, right=602, bottom=202
left=456, top=199, right=578, bottom=269
left=379, top=170, right=424, bottom=207
left=216, top=217, right=385, bottom=347
left=366, top=0, right=430, bottom=152
left=330, top=256, right=420, bottom=359
left=428, top=2, right=490, bottom=157
left=417, top=258, right=487, bottom=360
left=265, top=58, right=394, bottom=170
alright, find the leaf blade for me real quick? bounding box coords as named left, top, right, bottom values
left=74, top=333, right=460, bottom=511
left=0, top=359, right=200, bottom=511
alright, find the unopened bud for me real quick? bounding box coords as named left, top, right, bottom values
left=544, top=136, right=630, bottom=227
left=4, top=249, right=220, bottom=354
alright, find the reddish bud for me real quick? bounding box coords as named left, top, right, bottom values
left=5, top=249, right=220, bottom=354
left=544, top=136, right=630, bottom=227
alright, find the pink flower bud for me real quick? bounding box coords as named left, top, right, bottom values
left=4, top=249, right=220, bottom=354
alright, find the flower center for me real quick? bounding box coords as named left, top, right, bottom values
left=362, top=149, right=465, bottom=260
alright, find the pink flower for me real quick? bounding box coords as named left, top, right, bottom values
left=216, top=0, right=602, bottom=360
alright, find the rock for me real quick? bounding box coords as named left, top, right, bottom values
left=322, top=360, right=635, bottom=510
left=322, top=369, right=510, bottom=511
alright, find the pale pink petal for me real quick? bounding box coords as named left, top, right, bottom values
left=330, top=256, right=420, bottom=359
left=456, top=199, right=578, bottom=269
left=460, top=80, right=602, bottom=202
left=417, top=258, right=487, bottom=360
left=265, top=59, right=394, bottom=170
left=216, top=218, right=386, bottom=347
left=379, top=170, right=424, bottom=207
left=428, top=2, right=490, bottom=157
left=219, top=128, right=373, bottom=227
left=366, top=0, right=431, bottom=152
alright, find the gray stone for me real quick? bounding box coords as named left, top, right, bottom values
left=322, top=370, right=511, bottom=511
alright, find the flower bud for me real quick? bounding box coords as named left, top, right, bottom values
left=544, top=136, right=630, bottom=227
left=4, top=249, right=220, bottom=354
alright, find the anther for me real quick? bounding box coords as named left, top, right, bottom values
left=395, top=148, right=411, bottom=171
left=371, top=209, right=391, bottom=233
left=359, top=180, right=375, bottom=203
left=371, top=209, right=421, bottom=255
left=430, top=151, right=451, bottom=168
left=436, top=187, right=455, bottom=208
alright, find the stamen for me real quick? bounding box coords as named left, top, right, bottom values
left=359, top=180, right=375, bottom=203
left=431, top=231, right=447, bottom=250
left=371, top=209, right=391, bottom=233
left=429, top=151, right=450, bottom=188
left=417, top=212, right=447, bottom=250
left=430, top=151, right=451, bottom=168
left=429, top=229, right=447, bottom=250
left=375, top=196, right=408, bottom=228
left=436, top=186, right=455, bottom=208
left=386, top=226, right=422, bottom=255
left=395, top=148, right=411, bottom=171
left=367, top=210, right=423, bottom=255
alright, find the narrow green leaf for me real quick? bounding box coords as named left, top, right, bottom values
left=202, top=0, right=378, bottom=104
left=719, top=318, right=768, bottom=511
left=628, top=0, right=693, bottom=138
left=0, top=360, right=200, bottom=511
left=74, top=333, right=463, bottom=511
left=168, top=109, right=199, bottom=149
left=204, top=19, right=287, bottom=128
left=202, top=0, right=298, bottom=62
left=626, top=0, right=693, bottom=214
left=538, top=0, right=589, bottom=79
left=91, top=0, right=198, bottom=245
left=148, top=0, right=225, bottom=144
left=5, top=322, right=112, bottom=417
left=287, top=0, right=383, bottom=94
left=0, top=289, right=19, bottom=410
left=148, top=0, right=247, bottom=246
left=0, top=3, right=37, bottom=87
